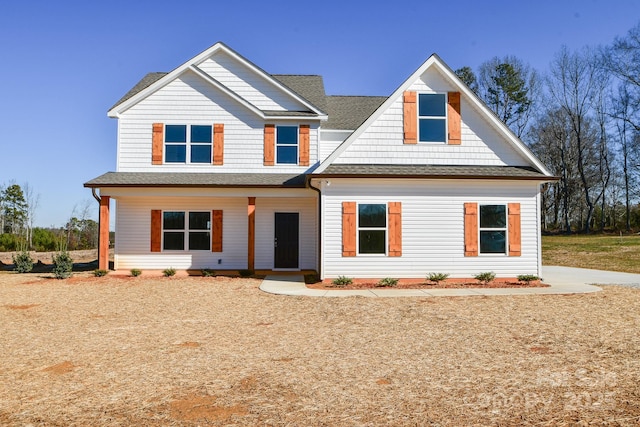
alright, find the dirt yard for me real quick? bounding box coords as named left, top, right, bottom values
left=1, top=273, right=639, bottom=426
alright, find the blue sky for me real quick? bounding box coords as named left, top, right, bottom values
left=1, top=0, right=638, bottom=227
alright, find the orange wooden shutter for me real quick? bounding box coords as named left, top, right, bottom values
left=388, top=202, right=402, bottom=257
left=342, top=202, right=356, bottom=257
left=152, top=123, right=164, bottom=164
left=508, top=203, right=521, bottom=256
left=464, top=203, right=478, bottom=256
left=447, top=92, right=461, bottom=145
left=264, top=124, right=275, bottom=166
left=213, top=124, right=224, bottom=165
left=403, top=91, right=417, bottom=144
left=212, top=210, right=223, bottom=252
left=151, top=210, right=162, bottom=252
left=299, top=125, right=310, bottom=166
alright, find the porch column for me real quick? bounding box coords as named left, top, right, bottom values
left=248, top=197, right=256, bottom=271
left=99, top=196, right=110, bottom=270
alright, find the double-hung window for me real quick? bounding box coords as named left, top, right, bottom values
left=276, top=125, right=298, bottom=164
left=418, top=93, right=447, bottom=143
left=162, top=211, right=211, bottom=251
left=165, top=125, right=212, bottom=163
left=479, top=205, right=507, bottom=254
left=358, top=204, right=386, bottom=254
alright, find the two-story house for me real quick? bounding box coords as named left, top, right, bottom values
left=85, top=42, right=554, bottom=279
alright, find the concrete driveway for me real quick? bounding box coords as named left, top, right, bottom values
left=542, top=266, right=640, bottom=289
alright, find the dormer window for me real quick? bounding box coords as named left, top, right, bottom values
left=418, top=93, right=447, bottom=143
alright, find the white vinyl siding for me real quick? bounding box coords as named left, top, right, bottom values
left=320, top=178, right=540, bottom=279
left=319, top=130, right=351, bottom=162
left=114, top=196, right=247, bottom=270
left=196, top=51, right=308, bottom=112
left=116, top=70, right=318, bottom=173
left=333, top=69, right=530, bottom=166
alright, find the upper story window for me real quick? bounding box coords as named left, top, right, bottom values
left=358, top=203, right=387, bottom=254
left=276, top=125, right=298, bottom=164
left=165, top=125, right=212, bottom=163
left=418, top=93, right=447, bottom=143
left=479, top=205, right=507, bottom=254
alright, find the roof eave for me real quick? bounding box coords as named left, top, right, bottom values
left=83, top=182, right=306, bottom=189
left=309, top=173, right=559, bottom=182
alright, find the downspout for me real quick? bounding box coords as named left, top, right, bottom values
left=307, top=178, right=322, bottom=279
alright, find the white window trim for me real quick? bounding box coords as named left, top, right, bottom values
left=356, top=202, right=388, bottom=256
left=275, top=125, right=299, bottom=165
left=417, top=92, right=448, bottom=144
left=164, top=124, right=213, bottom=164
left=478, top=204, right=508, bottom=256
left=162, top=210, right=211, bottom=251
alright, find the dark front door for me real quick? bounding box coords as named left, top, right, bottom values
left=274, top=213, right=299, bottom=269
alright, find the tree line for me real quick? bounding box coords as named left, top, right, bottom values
left=455, top=22, right=640, bottom=233
left=0, top=182, right=98, bottom=252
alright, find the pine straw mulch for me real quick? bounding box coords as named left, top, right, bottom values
left=1, top=272, right=639, bottom=426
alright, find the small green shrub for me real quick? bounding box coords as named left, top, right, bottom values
left=13, top=251, right=33, bottom=273
left=163, top=267, right=176, bottom=277
left=331, top=276, right=352, bottom=287
left=426, top=272, right=449, bottom=284
left=202, top=269, right=216, bottom=277
left=517, top=274, right=540, bottom=285
left=304, top=273, right=320, bottom=284
left=474, top=271, right=496, bottom=285
left=376, top=277, right=398, bottom=287
left=52, top=251, right=73, bottom=279
left=130, top=269, right=142, bottom=277
left=93, top=269, right=108, bottom=277
left=239, top=269, right=254, bottom=277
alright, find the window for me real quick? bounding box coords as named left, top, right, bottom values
left=479, top=205, right=507, bottom=254
left=276, top=125, right=298, bottom=164
left=162, top=211, right=211, bottom=251
left=358, top=204, right=386, bottom=254
left=165, top=125, right=212, bottom=163
left=418, top=93, right=446, bottom=142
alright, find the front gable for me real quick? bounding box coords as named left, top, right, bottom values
left=315, top=55, right=552, bottom=176
left=108, top=42, right=326, bottom=119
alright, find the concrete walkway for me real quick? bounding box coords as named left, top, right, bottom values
left=257, top=265, right=640, bottom=298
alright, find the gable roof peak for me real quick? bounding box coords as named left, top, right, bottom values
left=108, top=42, right=327, bottom=118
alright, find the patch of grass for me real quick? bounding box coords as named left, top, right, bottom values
left=163, top=268, right=176, bottom=277
left=130, top=269, right=142, bottom=277
left=543, top=234, right=640, bottom=273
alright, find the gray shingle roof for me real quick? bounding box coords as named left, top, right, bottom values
left=109, top=71, right=385, bottom=130
left=324, top=96, right=387, bottom=130
left=315, top=164, right=552, bottom=180
left=84, top=172, right=307, bottom=188
left=109, top=72, right=167, bottom=112
left=271, top=74, right=328, bottom=113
